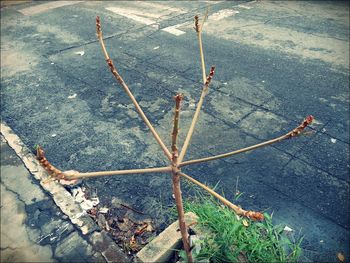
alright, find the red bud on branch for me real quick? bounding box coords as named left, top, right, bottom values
left=194, top=15, right=199, bottom=33
left=244, top=211, right=265, bottom=221
left=205, top=66, right=215, bottom=86
left=36, top=146, right=66, bottom=180
left=173, top=93, right=184, bottom=105
left=106, top=58, right=114, bottom=73
left=287, top=115, right=314, bottom=138
left=96, top=16, right=101, bottom=36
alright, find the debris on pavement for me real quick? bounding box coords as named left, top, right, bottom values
left=71, top=186, right=99, bottom=210
left=99, top=207, right=109, bottom=214
left=84, top=195, right=156, bottom=254
left=283, top=225, right=293, bottom=232
left=337, top=252, right=345, bottom=262
left=68, top=93, right=77, bottom=99
left=74, top=50, right=85, bottom=56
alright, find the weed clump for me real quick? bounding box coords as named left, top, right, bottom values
left=178, top=194, right=303, bottom=263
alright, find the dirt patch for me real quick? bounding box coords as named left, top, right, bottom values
left=0, top=44, right=39, bottom=78
left=1, top=1, right=31, bottom=8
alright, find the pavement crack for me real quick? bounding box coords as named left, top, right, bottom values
left=308, top=32, right=348, bottom=42
left=0, top=180, right=27, bottom=205
left=1, top=246, right=18, bottom=251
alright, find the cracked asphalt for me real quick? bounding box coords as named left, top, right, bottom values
left=1, top=136, right=103, bottom=262
left=1, top=1, right=349, bottom=262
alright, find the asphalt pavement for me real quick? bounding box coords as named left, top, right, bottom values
left=1, top=1, right=349, bottom=262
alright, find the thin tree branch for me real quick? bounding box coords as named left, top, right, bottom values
left=65, top=166, right=172, bottom=180
left=171, top=94, right=183, bottom=166
left=171, top=94, right=193, bottom=262
left=178, top=67, right=215, bottom=163
left=96, top=16, right=172, bottom=161
left=198, top=30, right=206, bottom=84
left=178, top=115, right=314, bottom=168
left=200, top=8, right=209, bottom=30
left=179, top=172, right=264, bottom=221
left=195, top=9, right=209, bottom=84
left=36, top=145, right=171, bottom=180
left=195, top=15, right=206, bottom=84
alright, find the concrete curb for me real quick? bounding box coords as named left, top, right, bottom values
left=137, top=212, right=198, bottom=263
left=0, top=122, right=129, bottom=262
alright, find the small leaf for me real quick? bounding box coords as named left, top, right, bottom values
left=337, top=252, right=345, bottom=262
left=283, top=225, right=293, bottom=232
left=242, top=219, right=249, bottom=227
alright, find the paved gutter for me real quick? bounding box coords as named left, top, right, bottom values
left=1, top=122, right=129, bottom=262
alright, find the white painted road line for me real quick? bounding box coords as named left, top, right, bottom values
left=208, top=9, right=239, bottom=21
left=238, top=4, right=253, bottom=10
left=202, top=1, right=223, bottom=4
left=137, top=2, right=186, bottom=14
left=18, top=1, right=83, bottom=16
left=106, top=6, right=156, bottom=25
left=106, top=5, right=187, bottom=36
left=161, top=25, right=186, bottom=36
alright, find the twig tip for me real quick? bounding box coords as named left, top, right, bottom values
left=194, top=15, right=199, bottom=32
left=205, top=66, right=216, bottom=85
left=174, top=93, right=184, bottom=102
left=245, top=211, right=265, bottom=221
left=288, top=115, right=314, bottom=138
left=96, top=16, right=101, bottom=35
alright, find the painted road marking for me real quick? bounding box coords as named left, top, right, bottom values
left=106, top=5, right=186, bottom=36
left=106, top=3, right=245, bottom=36
left=162, top=25, right=186, bottom=36
left=18, top=1, right=83, bottom=16
left=137, top=2, right=186, bottom=14
left=105, top=6, right=156, bottom=25
left=202, top=1, right=223, bottom=4
left=238, top=4, right=253, bottom=10
left=208, top=9, right=239, bottom=21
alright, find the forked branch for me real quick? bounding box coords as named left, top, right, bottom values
left=180, top=172, right=264, bottom=221
left=178, top=66, right=215, bottom=163
left=177, top=13, right=211, bottom=164
left=96, top=16, right=172, bottom=161
left=179, top=115, right=314, bottom=168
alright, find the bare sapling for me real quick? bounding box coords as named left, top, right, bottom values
left=171, top=94, right=193, bottom=262
left=35, top=13, right=314, bottom=262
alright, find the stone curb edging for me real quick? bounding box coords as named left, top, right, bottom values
left=0, top=122, right=129, bottom=263
left=137, top=212, right=198, bottom=263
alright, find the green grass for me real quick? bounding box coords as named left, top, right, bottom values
left=175, top=193, right=303, bottom=263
